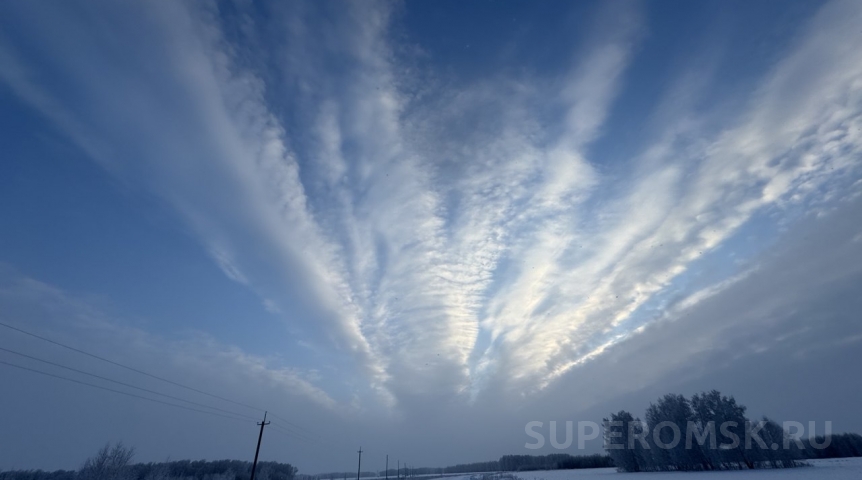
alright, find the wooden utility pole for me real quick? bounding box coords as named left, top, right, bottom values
left=385, top=455, right=388, bottom=480
left=250, top=412, right=270, bottom=480
left=356, top=447, right=363, bottom=480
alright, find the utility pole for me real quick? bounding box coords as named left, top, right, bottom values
left=385, top=455, right=388, bottom=480
left=356, top=447, right=363, bottom=480
left=397, top=461, right=399, bottom=480
left=250, top=412, right=270, bottom=480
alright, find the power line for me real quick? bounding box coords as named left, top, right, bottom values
left=0, top=359, right=253, bottom=423
left=268, top=423, right=300, bottom=438
left=268, top=411, right=315, bottom=434
left=269, top=420, right=310, bottom=438
left=1, top=356, right=334, bottom=457
left=268, top=422, right=350, bottom=458
left=268, top=417, right=318, bottom=438
left=0, top=356, right=342, bottom=445
left=0, top=320, right=319, bottom=442
left=271, top=418, right=358, bottom=451
left=0, top=320, right=262, bottom=413
left=0, top=346, right=259, bottom=421
left=269, top=420, right=325, bottom=445
left=269, top=425, right=312, bottom=441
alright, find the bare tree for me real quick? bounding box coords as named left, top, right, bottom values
left=79, top=443, right=135, bottom=480
left=143, top=462, right=170, bottom=480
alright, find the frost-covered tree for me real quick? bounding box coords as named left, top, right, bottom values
left=693, top=390, right=755, bottom=469
left=753, top=417, right=800, bottom=468
left=604, top=390, right=808, bottom=472
left=142, top=463, right=170, bottom=480
left=691, top=390, right=751, bottom=469
left=645, top=394, right=699, bottom=471
left=602, top=411, right=642, bottom=472
left=79, top=443, right=135, bottom=480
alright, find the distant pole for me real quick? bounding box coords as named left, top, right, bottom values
left=397, top=460, right=400, bottom=480
left=385, top=455, right=389, bottom=480
left=356, top=447, right=363, bottom=480
left=250, top=412, right=270, bottom=480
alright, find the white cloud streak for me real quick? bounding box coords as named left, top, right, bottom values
left=1, top=0, right=860, bottom=413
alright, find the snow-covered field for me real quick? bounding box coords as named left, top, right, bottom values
left=447, top=457, right=862, bottom=480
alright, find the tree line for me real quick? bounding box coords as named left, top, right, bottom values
left=7, top=422, right=859, bottom=480
left=497, top=454, right=611, bottom=471
left=411, top=453, right=611, bottom=474
left=2, top=445, right=614, bottom=480
left=313, top=453, right=612, bottom=479
left=603, top=390, right=861, bottom=472
left=0, top=444, right=297, bottom=480
left=804, top=433, right=862, bottom=459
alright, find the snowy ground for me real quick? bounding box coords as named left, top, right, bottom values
left=445, top=457, right=862, bottom=480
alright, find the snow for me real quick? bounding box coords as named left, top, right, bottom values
left=445, top=457, right=862, bottom=479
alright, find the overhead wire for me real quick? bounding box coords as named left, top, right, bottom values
left=0, top=345, right=259, bottom=421
left=269, top=420, right=327, bottom=445
left=269, top=411, right=316, bottom=434
left=0, top=320, right=341, bottom=450
left=0, top=358, right=344, bottom=458
left=0, top=320, right=263, bottom=413
left=0, top=359, right=252, bottom=424
left=268, top=423, right=319, bottom=443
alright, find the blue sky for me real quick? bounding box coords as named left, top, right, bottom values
left=2, top=0, right=862, bottom=473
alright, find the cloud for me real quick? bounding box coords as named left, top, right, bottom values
left=533, top=191, right=862, bottom=425
left=1, top=0, right=861, bottom=422
left=470, top=0, right=862, bottom=395
left=0, top=0, right=391, bottom=400
left=0, top=268, right=340, bottom=413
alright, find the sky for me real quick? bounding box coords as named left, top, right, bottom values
left=1, top=0, right=862, bottom=474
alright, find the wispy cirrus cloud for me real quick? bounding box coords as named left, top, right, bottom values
left=469, top=0, right=862, bottom=395
left=0, top=0, right=392, bottom=401
left=1, top=0, right=861, bottom=420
